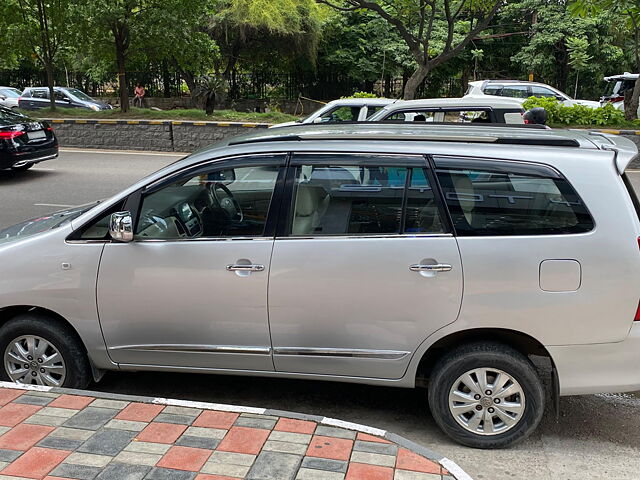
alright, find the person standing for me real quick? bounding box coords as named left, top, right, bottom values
left=133, top=84, right=146, bottom=108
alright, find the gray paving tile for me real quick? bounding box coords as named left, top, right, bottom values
left=353, top=440, right=398, bottom=456
left=65, top=452, right=113, bottom=467
left=0, top=461, right=7, bottom=471
left=50, top=463, right=102, bottom=480
left=51, top=426, right=95, bottom=441
left=0, top=450, right=22, bottom=463
left=0, top=427, right=9, bottom=436
left=24, top=414, right=67, bottom=426
left=394, top=470, right=442, bottom=480
left=234, top=416, right=277, bottom=430
left=95, top=462, right=151, bottom=480
left=144, top=467, right=197, bottom=480
left=350, top=450, right=395, bottom=467
left=296, top=468, right=345, bottom=480
left=246, top=451, right=302, bottom=480
left=301, top=457, right=348, bottom=473
left=154, top=413, right=195, bottom=425
left=315, top=426, right=356, bottom=440
left=78, top=429, right=137, bottom=456
left=175, top=435, right=220, bottom=450
left=263, top=440, right=307, bottom=455
left=162, top=406, right=201, bottom=417
left=13, top=394, right=53, bottom=406
left=64, top=407, right=118, bottom=430
left=37, top=436, right=84, bottom=450
left=90, top=399, right=130, bottom=410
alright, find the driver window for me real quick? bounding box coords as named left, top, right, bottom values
left=135, top=163, right=280, bottom=240
left=320, top=106, right=360, bottom=122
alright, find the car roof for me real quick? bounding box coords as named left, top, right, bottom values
left=382, top=97, right=524, bottom=109
left=604, top=73, right=639, bottom=81
left=324, top=98, right=396, bottom=106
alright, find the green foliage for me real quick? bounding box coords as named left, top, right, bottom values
left=345, top=91, right=379, bottom=98
left=523, top=97, right=627, bottom=126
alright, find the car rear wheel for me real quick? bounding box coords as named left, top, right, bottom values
left=0, top=313, right=92, bottom=389
left=427, top=342, right=544, bottom=449
left=11, top=162, right=34, bottom=172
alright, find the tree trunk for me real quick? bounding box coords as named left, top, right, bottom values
left=113, top=22, right=130, bottom=113
left=625, top=77, right=640, bottom=121
left=45, top=64, right=56, bottom=111
left=403, top=65, right=429, bottom=100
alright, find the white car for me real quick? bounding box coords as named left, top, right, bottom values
left=601, top=72, right=639, bottom=116
left=0, top=87, right=21, bottom=109
left=270, top=98, right=396, bottom=128
left=465, top=80, right=600, bottom=108
left=368, top=97, right=526, bottom=124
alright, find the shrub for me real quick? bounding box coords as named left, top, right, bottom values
left=522, top=97, right=626, bottom=127
left=345, top=91, right=379, bottom=99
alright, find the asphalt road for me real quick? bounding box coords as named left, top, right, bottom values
left=1, top=150, right=640, bottom=480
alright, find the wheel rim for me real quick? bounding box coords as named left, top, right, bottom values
left=448, top=367, right=525, bottom=436
left=3, top=335, right=67, bottom=387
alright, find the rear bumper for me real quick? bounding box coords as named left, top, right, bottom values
left=0, top=146, right=58, bottom=170
left=549, top=322, right=640, bottom=395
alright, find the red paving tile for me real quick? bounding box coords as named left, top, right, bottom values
left=396, top=448, right=442, bottom=474
left=0, top=389, right=23, bottom=407
left=1, top=447, right=70, bottom=479
left=274, top=417, right=316, bottom=434
left=0, top=423, right=55, bottom=450
left=345, top=462, right=394, bottom=480
left=44, top=477, right=74, bottom=480
left=216, top=426, right=269, bottom=455
left=157, top=445, right=213, bottom=471
left=306, top=435, right=353, bottom=461
left=356, top=432, right=392, bottom=444
left=136, top=422, right=187, bottom=444
left=116, top=402, right=164, bottom=422
left=195, top=475, right=241, bottom=480
left=193, top=411, right=239, bottom=429
left=48, top=394, right=95, bottom=410
left=0, top=402, right=42, bottom=427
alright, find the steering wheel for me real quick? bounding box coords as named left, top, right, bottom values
left=211, top=182, right=243, bottom=223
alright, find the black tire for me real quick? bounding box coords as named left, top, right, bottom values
left=11, top=162, right=34, bottom=172
left=0, top=313, right=92, bottom=389
left=428, top=342, right=544, bottom=449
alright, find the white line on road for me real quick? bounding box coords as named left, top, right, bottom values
left=34, top=203, right=74, bottom=208
left=60, top=148, right=185, bottom=156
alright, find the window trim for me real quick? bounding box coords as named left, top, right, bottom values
left=279, top=152, right=449, bottom=238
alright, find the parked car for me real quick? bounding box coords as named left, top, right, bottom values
left=0, top=106, right=58, bottom=171
left=0, top=87, right=22, bottom=109
left=270, top=98, right=395, bottom=128
left=601, top=72, right=639, bottom=116
left=1, top=123, right=639, bottom=449
left=465, top=80, right=600, bottom=108
left=367, top=97, right=526, bottom=124
left=18, top=87, right=113, bottom=111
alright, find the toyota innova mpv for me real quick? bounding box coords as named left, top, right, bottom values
left=1, top=124, right=639, bottom=448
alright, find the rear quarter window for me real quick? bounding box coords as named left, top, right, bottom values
left=435, top=162, right=594, bottom=236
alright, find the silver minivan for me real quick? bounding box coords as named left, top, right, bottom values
left=1, top=124, right=640, bottom=448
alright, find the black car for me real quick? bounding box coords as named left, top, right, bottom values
left=0, top=106, right=58, bottom=171
left=18, top=87, right=113, bottom=111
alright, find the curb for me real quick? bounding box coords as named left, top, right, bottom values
left=0, top=381, right=473, bottom=480
left=42, top=118, right=272, bottom=128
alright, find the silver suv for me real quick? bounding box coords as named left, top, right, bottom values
left=1, top=124, right=639, bottom=449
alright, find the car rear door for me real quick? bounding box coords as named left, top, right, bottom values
left=268, top=153, right=463, bottom=379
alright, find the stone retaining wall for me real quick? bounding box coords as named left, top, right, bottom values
left=46, top=119, right=270, bottom=152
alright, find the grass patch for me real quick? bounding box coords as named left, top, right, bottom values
left=16, top=107, right=299, bottom=124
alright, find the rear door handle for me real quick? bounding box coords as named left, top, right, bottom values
left=226, top=264, right=265, bottom=272
left=409, top=264, right=452, bottom=273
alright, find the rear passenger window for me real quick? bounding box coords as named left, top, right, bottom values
left=290, top=160, right=443, bottom=236
left=435, top=164, right=594, bottom=236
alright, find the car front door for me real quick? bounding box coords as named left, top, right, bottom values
left=268, top=153, right=463, bottom=379
left=96, top=154, right=285, bottom=371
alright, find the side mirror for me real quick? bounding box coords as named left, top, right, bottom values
left=0, top=95, right=6, bottom=101
left=555, top=95, right=565, bottom=102
left=109, top=211, right=133, bottom=242
left=312, top=117, right=323, bottom=124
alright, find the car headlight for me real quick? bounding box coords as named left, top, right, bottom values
left=90, top=105, right=100, bottom=111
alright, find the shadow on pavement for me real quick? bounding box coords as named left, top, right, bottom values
left=0, top=170, right=58, bottom=185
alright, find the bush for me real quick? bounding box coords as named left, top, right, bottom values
left=344, top=91, right=379, bottom=99
left=522, top=97, right=626, bottom=127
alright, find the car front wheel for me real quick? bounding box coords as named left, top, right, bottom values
left=0, top=313, right=92, bottom=389
left=428, top=342, right=544, bottom=449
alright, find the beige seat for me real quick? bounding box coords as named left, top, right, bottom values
left=292, top=184, right=325, bottom=235
left=453, top=174, right=475, bottom=228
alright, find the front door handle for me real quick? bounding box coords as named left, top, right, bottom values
left=226, top=264, right=265, bottom=272
left=409, top=264, right=452, bottom=273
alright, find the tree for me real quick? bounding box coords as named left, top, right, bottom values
left=566, top=36, right=592, bottom=98
left=0, top=0, right=75, bottom=110
left=317, top=0, right=503, bottom=99
left=571, top=0, right=640, bottom=118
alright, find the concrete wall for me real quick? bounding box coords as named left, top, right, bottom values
left=46, top=119, right=270, bottom=152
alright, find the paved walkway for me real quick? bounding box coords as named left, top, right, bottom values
left=0, top=383, right=468, bottom=480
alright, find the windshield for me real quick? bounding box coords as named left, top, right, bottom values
left=0, top=203, right=97, bottom=246
left=0, top=88, right=21, bottom=98
left=65, top=88, right=95, bottom=102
